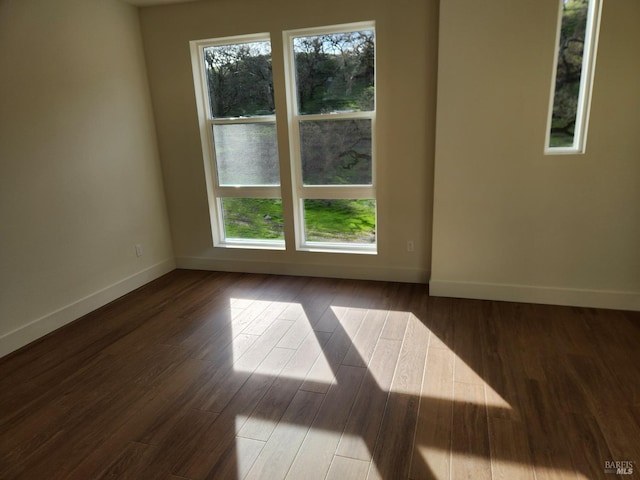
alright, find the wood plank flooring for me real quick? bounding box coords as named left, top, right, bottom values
left=1, top=270, right=639, bottom=479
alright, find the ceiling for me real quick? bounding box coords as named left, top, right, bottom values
left=122, top=0, right=199, bottom=6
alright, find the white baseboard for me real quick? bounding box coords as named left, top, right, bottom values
left=429, top=279, right=640, bottom=311
left=0, top=259, right=176, bottom=358
left=176, top=256, right=429, bottom=284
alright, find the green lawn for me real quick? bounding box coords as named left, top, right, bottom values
left=222, top=198, right=284, bottom=240
left=304, top=199, right=375, bottom=243
left=222, top=198, right=375, bottom=243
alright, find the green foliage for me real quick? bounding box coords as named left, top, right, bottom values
left=222, top=198, right=284, bottom=240
left=549, top=132, right=574, bottom=147
left=304, top=199, right=376, bottom=243
left=294, top=31, right=375, bottom=114
left=551, top=0, right=588, bottom=140
left=221, top=198, right=376, bottom=243
left=204, top=42, right=275, bottom=117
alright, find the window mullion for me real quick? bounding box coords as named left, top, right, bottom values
left=300, top=186, right=375, bottom=200
left=217, top=186, right=282, bottom=198
left=295, top=111, right=374, bottom=122
left=210, top=116, right=276, bottom=126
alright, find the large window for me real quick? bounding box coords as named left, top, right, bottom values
left=285, top=23, right=377, bottom=252
left=546, top=0, right=602, bottom=154
left=191, top=22, right=376, bottom=253
left=190, top=34, right=284, bottom=248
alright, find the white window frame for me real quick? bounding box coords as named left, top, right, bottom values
left=545, top=0, right=602, bottom=155
left=190, top=33, right=284, bottom=250
left=283, top=22, right=377, bottom=254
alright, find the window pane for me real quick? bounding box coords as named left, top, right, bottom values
left=213, top=123, right=280, bottom=186
left=293, top=30, right=374, bottom=114
left=299, top=119, right=371, bottom=185
left=203, top=41, right=275, bottom=118
left=221, top=198, right=284, bottom=240
left=549, top=0, right=590, bottom=148
left=303, top=199, right=375, bottom=244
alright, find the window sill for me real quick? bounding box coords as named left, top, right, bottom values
left=216, top=239, right=286, bottom=251
left=297, top=242, right=377, bottom=255
left=544, top=147, right=586, bottom=155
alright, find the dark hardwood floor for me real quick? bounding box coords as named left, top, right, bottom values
left=1, top=270, right=639, bottom=479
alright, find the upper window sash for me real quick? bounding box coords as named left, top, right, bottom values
left=193, top=33, right=275, bottom=120
left=283, top=22, right=377, bottom=192
left=285, top=22, right=376, bottom=117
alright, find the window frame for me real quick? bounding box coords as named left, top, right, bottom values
left=545, top=0, right=602, bottom=155
left=190, top=33, right=285, bottom=250
left=283, top=21, right=378, bottom=254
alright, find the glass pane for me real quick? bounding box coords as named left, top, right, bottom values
left=203, top=41, right=275, bottom=118
left=303, top=199, right=376, bottom=244
left=549, top=0, right=590, bottom=148
left=300, top=119, right=371, bottom=185
left=221, top=198, right=284, bottom=241
left=213, top=123, right=280, bottom=186
left=293, top=30, right=375, bottom=114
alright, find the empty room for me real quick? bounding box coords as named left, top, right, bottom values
left=1, top=0, right=639, bottom=479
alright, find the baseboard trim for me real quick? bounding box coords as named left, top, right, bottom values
left=175, top=256, right=429, bottom=284
left=429, top=279, right=640, bottom=311
left=0, top=258, right=176, bottom=358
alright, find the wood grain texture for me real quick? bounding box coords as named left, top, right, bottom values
left=285, top=365, right=366, bottom=480
left=451, top=381, right=492, bottom=480
left=410, top=347, right=454, bottom=480
left=369, top=310, right=430, bottom=480
left=326, top=455, right=370, bottom=480
left=336, top=338, right=402, bottom=461
left=0, top=270, right=638, bottom=480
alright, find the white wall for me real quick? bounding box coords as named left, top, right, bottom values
left=431, top=0, right=640, bottom=310
left=0, top=0, right=175, bottom=356
left=138, top=0, right=437, bottom=284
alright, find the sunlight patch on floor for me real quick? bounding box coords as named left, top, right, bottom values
left=230, top=298, right=335, bottom=385
left=334, top=307, right=391, bottom=385
left=235, top=414, right=273, bottom=441
left=416, top=446, right=451, bottom=479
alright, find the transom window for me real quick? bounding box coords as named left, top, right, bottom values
left=190, top=22, right=376, bottom=253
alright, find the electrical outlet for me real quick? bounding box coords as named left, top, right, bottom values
left=135, top=244, right=143, bottom=257
left=407, top=240, right=414, bottom=252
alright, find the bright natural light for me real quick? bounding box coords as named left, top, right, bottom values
left=221, top=295, right=594, bottom=480
left=229, top=298, right=512, bottom=404
left=230, top=298, right=336, bottom=384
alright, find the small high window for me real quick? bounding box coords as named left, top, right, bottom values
left=546, top=0, right=602, bottom=154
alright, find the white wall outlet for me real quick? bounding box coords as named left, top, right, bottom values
left=407, top=240, right=414, bottom=252
left=135, top=244, right=143, bottom=257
